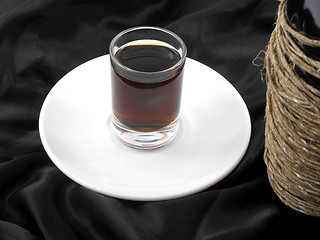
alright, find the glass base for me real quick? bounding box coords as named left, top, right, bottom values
left=112, top=116, right=179, bottom=149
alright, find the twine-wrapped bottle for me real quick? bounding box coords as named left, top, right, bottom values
left=264, top=0, right=320, bottom=216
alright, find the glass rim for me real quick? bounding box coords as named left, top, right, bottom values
left=109, top=26, right=187, bottom=75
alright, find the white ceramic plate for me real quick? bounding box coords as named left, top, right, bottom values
left=39, top=55, right=251, bottom=201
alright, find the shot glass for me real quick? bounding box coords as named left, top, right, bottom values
left=109, top=26, right=187, bottom=149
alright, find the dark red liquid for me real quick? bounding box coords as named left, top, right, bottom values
left=111, top=44, right=183, bottom=132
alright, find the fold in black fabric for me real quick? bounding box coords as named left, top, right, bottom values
left=1, top=0, right=320, bottom=239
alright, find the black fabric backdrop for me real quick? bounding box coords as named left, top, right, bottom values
left=1, top=0, right=320, bottom=239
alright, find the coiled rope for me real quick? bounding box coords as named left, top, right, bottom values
left=264, top=0, right=320, bottom=216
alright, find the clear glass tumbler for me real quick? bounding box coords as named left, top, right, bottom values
left=109, top=26, right=187, bottom=149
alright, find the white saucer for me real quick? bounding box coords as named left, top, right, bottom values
left=39, top=55, right=251, bottom=201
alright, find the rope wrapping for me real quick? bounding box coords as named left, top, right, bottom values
left=264, top=0, right=320, bottom=216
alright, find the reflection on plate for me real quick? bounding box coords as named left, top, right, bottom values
left=39, top=55, right=251, bottom=201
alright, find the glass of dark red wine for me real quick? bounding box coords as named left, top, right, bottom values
left=109, top=26, right=187, bottom=149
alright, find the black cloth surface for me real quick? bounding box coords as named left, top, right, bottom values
left=1, top=0, right=320, bottom=239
